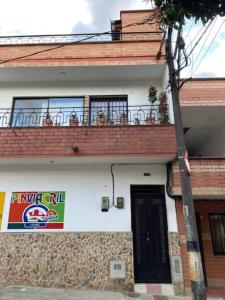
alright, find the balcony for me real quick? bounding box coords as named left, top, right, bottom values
left=0, top=32, right=163, bottom=45
left=0, top=104, right=176, bottom=162
left=0, top=31, right=165, bottom=83
left=1, top=104, right=169, bottom=127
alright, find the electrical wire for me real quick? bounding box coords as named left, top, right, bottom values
left=186, top=19, right=215, bottom=58
left=191, top=18, right=225, bottom=77
left=187, top=16, right=218, bottom=77
left=185, top=23, right=208, bottom=51
left=179, top=18, right=225, bottom=89
left=0, top=13, right=159, bottom=65
left=183, top=19, right=195, bottom=40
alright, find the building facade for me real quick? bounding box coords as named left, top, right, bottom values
left=0, top=9, right=181, bottom=295
left=0, top=9, right=224, bottom=297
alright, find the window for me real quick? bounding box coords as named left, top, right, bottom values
left=12, top=97, right=84, bottom=127
left=90, top=95, right=128, bottom=125
left=209, top=214, right=225, bottom=255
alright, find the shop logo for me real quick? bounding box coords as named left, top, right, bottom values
left=23, top=204, right=58, bottom=228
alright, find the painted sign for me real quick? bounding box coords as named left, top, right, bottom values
left=8, top=191, right=65, bottom=230
left=0, top=192, right=6, bottom=230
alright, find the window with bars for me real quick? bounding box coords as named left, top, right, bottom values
left=89, top=95, right=128, bottom=125
left=209, top=214, right=225, bottom=255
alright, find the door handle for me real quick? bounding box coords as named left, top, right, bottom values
left=146, top=231, right=150, bottom=242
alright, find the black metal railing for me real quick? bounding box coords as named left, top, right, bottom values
left=0, top=32, right=163, bottom=45
left=0, top=105, right=169, bottom=128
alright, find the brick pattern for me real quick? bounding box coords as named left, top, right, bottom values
left=121, top=11, right=164, bottom=43
left=0, top=11, right=166, bottom=67
left=0, top=41, right=165, bottom=67
left=180, top=79, right=225, bottom=106
left=176, top=200, right=225, bottom=289
left=171, top=159, right=225, bottom=197
left=0, top=125, right=176, bottom=158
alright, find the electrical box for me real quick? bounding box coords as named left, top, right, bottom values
left=171, top=256, right=184, bottom=283
left=110, top=261, right=125, bottom=279
left=101, top=197, right=109, bottom=212
left=116, top=197, right=124, bottom=209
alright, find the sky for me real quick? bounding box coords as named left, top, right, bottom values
left=0, top=0, right=224, bottom=78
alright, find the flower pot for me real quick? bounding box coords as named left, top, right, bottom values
left=96, top=117, right=106, bottom=126
left=42, top=118, right=53, bottom=127
left=69, top=118, right=79, bottom=127
left=119, top=117, right=128, bottom=126
left=146, top=117, right=155, bottom=125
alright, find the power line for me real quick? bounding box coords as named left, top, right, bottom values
left=183, top=19, right=195, bottom=39
left=178, top=21, right=212, bottom=72
left=191, top=18, right=225, bottom=76
left=186, top=19, right=214, bottom=57
left=0, top=13, right=159, bottom=65
left=179, top=17, right=225, bottom=89
left=187, top=16, right=218, bottom=77
left=185, top=23, right=207, bottom=50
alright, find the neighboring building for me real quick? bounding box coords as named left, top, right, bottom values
left=171, top=78, right=225, bottom=294
left=0, top=8, right=224, bottom=297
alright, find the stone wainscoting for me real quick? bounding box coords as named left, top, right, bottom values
left=0, top=232, right=134, bottom=291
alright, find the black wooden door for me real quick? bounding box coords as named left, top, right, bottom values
left=131, top=185, right=171, bottom=283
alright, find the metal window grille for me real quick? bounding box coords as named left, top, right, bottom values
left=209, top=214, right=225, bottom=255
left=89, top=95, right=128, bottom=125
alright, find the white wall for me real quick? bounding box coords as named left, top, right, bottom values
left=0, top=163, right=178, bottom=233
left=0, top=80, right=162, bottom=108
left=162, top=66, right=174, bottom=124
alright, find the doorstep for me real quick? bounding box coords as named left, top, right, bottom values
left=135, top=284, right=175, bottom=296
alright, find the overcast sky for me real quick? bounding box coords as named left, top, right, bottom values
left=0, top=0, right=224, bottom=78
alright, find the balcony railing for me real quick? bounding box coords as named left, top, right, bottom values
left=0, top=105, right=169, bottom=128
left=0, top=32, right=163, bottom=45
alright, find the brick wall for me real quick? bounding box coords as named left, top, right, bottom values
left=0, top=125, right=176, bottom=158
left=120, top=10, right=164, bottom=43
left=176, top=200, right=225, bottom=288
left=171, top=159, right=225, bottom=197
left=0, top=41, right=165, bottom=68
left=180, top=78, right=225, bottom=106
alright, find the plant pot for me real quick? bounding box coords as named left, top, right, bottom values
left=96, top=117, right=106, bottom=126
left=69, top=118, right=79, bottom=127
left=42, top=118, right=53, bottom=127
left=146, top=117, right=155, bottom=125
left=119, top=117, right=128, bottom=126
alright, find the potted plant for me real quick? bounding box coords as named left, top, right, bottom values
left=96, top=111, right=106, bottom=126
left=42, top=113, right=53, bottom=127
left=119, top=112, right=128, bottom=125
left=69, top=113, right=79, bottom=127
left=146, top=115, right=156, bottom=125
left=146, top=85, right=158, bottom=125
left=159, top=92, right=169, bottom=124
left=134, top=117, right=140, bottom=125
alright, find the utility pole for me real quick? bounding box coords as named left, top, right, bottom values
left=166, top=26, right=206, bottom=300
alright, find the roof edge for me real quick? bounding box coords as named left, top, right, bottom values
left=181, top=77, right=225, bottom=81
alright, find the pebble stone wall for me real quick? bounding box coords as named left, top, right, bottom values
left=0, top=232, right=134, bottom=291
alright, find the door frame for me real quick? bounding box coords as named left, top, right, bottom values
left=131, top=184, right=172, bottom=284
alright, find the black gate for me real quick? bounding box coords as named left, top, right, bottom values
left=131, top=185, right=171, bottom=283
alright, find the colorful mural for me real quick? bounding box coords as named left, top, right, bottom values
left=8, top=191, right=65, bottom=230
left=0, top=192, right=6, bottom=230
